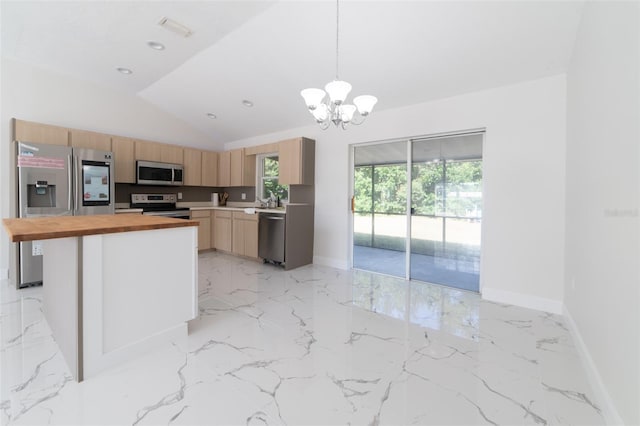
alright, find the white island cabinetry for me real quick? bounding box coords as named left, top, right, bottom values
left=3, top=215, right=198, bottom=382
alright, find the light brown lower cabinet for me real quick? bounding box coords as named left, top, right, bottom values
left=191, top=210, right=211, bottom=251
left=213, top=210, right=232, bottom=252
left=211, top=210, right=259, bottom=259
left=231, top=212, right=259, bottom=258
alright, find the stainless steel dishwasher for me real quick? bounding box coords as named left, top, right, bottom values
left=259, top=213, right=286, bottom=264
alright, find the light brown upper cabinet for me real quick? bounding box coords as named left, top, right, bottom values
left=111, top=136, right=136, bottom=183
left=279, top=137, right=315, bottom=185
left=218, top=151, right=231, bottom=187
left=219, top=149, right=255, bottom=187
left=202, top=151, right=218, bottom=187
left=14, top=119, right=69, bottom=146
left=135, top=140, right=183, bottom=164
left=135, top=140, right=162, bottom=162
left=183, top=148, right=202, bottom=186
left=244, top=142, right=279, bottom=156
left=187, top=148, right=222, bottom=187
left=243, top=154, right=256, bottom=186
left=69, top=129, right=111, bottom=151
left=160, top=144, right=183, bottom=164
left=230, top=148, right=256, bottom=187
left=230, top=149, right=243, bottom=186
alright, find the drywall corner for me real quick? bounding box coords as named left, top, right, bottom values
left=313, top=255, right=348, bottom=271
left=563, top=304, right=624, bottom=425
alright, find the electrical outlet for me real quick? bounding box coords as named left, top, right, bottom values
left=178, top=192, right=183, bottom=200
left=32, top=241, right=43, bottom=256
left=241, top=193, right=246, bottom=200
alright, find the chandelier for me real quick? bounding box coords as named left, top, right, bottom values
left=300, top=0, right=377, bottom=130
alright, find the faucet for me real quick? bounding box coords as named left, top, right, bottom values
left=267, top=192, right=277, bottom=209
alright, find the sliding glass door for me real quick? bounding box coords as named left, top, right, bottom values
left=352, top=133, right=483, bottom=292
left=353, top=141, right=407, bottom=278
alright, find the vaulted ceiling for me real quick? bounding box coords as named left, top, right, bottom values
left=1, top=1, right=584, bottom=144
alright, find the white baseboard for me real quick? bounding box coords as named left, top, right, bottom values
left=481, top=287, right=563, bottom=314
left=312, top=256, right=349, bottom=270
left=0, top=268, right=8, bottom=280
left=563, top=305, right=624, bottom=425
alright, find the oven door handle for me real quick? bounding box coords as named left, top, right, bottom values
left=142, top=211, right=190, bottom=219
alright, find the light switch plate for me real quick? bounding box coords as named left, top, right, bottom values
left=241, top=193, right=246, bottom=200
left=178, top=192, right=183, bottom=200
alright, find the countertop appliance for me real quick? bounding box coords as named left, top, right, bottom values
left=259, top=213, right=286, bottom=264
left=130, top=193, right=190, bottom=219
left=136, top=160, right=183, bottom=186
left=16, top=141, right=115, bottom=288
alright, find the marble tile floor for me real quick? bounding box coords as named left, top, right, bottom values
left=1, top=251, right=603, bottom=425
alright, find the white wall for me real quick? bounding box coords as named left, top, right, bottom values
left=228, top=74, right=567, bottom=313
left=0, top=58, right=214, bottom=277
left=564, top=2, right=639, bottom=425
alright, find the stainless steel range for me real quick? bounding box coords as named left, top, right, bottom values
left=130, top=193, right=190, bottom=219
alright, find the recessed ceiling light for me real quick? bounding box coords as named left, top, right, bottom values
left=116, top=67, right=133, bottom=75
left=147, top=41, right=165, bottom=51
left=206, top=113, right=217, bottom=119
left=242, top=100, right=254, bottom=107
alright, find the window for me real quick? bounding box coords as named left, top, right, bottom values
left=257, top=153, right=288, bottom=201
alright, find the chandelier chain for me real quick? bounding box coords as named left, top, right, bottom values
left=299, top=0, right=377, bottom=129
left=335, top=0, right=339, bottom=80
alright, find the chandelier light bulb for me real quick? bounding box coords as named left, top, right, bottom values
left=325, top=80, right=352, bottom=105
left=300, top=88, right=326, bottom=110
left=340, top=105, right=356, bottom=123
left=312, top=104, right=329, bottom=122
left=353, top=95, right=378, bottom=116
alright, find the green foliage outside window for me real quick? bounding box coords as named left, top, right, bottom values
left=260, top=156, right=288, bottom=200
left=354, top=160, right=482, bottom=218
left=263, top=157, right=279, bottom=177
left=374, top=165, right=407, bottom=214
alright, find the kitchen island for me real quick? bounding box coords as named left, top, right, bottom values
left=2, top=214, right=199, bottom=382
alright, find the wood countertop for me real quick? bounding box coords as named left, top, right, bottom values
left=2, top=214, right=199, bottom=242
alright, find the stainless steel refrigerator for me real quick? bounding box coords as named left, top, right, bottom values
left=16, top=141, right=115, bottom=288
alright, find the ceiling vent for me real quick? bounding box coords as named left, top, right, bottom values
left=158, top=17, right=192, bottom=38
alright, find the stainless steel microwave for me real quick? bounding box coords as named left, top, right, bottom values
left=136, top=160, right=184, bottom=186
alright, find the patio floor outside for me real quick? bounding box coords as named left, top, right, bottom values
left=353, top=214, right=481, bottom=292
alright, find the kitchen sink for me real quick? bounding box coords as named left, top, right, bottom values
left=255, top=206, right=285, bottom=211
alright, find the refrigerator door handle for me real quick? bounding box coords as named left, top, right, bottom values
left=74, top=155, right=80, bottom=213
left=68, top=155, right=73, bottom=211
